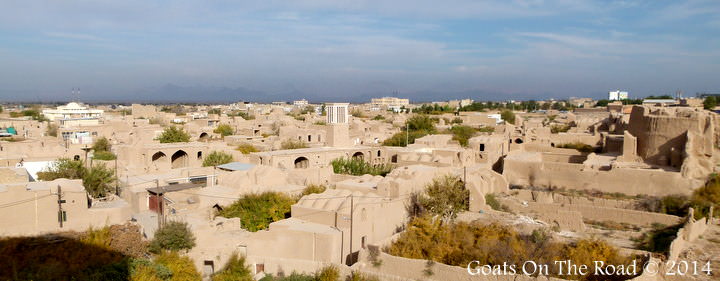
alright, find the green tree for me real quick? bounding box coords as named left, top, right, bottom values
left=202, top=151, right=234, bottom=167
left=82, top=163, right=116, bottom=198
left=214, top=124, right=235, bottom=137
left=157, top=126, right=190, bottom=143
left=300, top=184, right=327, bottom=197
left=281, top=139, right=309, bottom=149
left=212, top=253, right=253, bottom=281
left=406, top=115, right=436, bottom=132
left=236, top=143, right=259, bottom=154
left=217, top=192, right=296, bottom=232
left=154, top=251, right=201, bottom=281
left=382, top=130, right=428, bottom=147
left=419, top=174, right=469, bottom=222
left=595, top=99, right=610, bottom=107
left=500, top=110, right=515, bottom=124
left=704, top=96, right=718, bottom=110
left=92, top=137, right=111, bottom=152
left=46, top=123, right=58, bottom=137
left=37, top=158, right=85, bottom=181
left=331, top=157, right=394, bottom=176
left=148, top=221, right=197, bottom=253
left=448, top=125, right=476, bottom=147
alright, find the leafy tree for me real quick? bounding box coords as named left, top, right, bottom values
left=418, top=175, right=468, bottom=222
left=315, top=266, right=340, bottom=281
left=92, top=137, right=112, bottom=152
left=217, top=192, right=296, bottom=232
left=208, top=108, right=222, bottom=115
left=148, top=221, right=196, bottom=253
left=550, top=124, right=571, bottom=134
left=500, top=110, right=515, bottom=124
left=154, top=251, right=201, bottom=281
left=37, top=158, right=85, bottom=181
left=46, top=123, right=58, bottom=137
left=595, top=99, right=610, bottom=107
left=212, top=253, right=253, bottom=281
left=202, top=151, right=234, bottom=167
left=300, top=184, right=327, bottom=197
left=157, top=126, right=190, bottom=143
left=91, top=137, right=117, bottom=160
left=83, top=163, right=116, bottom=198
left=382, top=130, right=428, bottom=147
left=236, top=143, right=259, bottom=154
left=388, top=216, right=639, bottom=280
left=645, top=95, right=673, bottom=99
left=93, top=150, right=117, bottom=160
left=331, top=157, right=394, bottom=176
left=448, top=125, right=476, bottom=147
left=406, top=115, right=436, bottom=132
left=372, top=115, right=385, bottom=120
left=281, top=139, right=309, bottom=149
left=214, top=124, right=235, bottom=137
left=704, top=96, right=718, bottom=110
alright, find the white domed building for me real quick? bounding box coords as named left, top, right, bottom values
left=42, top=102, right=104, bottom=126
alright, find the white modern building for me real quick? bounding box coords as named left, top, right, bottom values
left=293, top=99, right=309, bottom=107
left=371, top=97, right=410, bottom=107
left=42, top=102, right=104, bottom=126
left=608, top=90, right=629, bottom=101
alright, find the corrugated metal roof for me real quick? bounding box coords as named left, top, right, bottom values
left=216, top=162, right=256, bottom=171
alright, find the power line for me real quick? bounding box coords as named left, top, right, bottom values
left=0, top=194, right=55, bottom=209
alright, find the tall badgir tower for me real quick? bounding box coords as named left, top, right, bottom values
left=325, top=103, right=351, bottom=147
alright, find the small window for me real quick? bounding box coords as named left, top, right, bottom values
left=361, top=236, right=367, bottom=249
left=479, top=144, right=485, bottom=152
left=203, top=260, right=215, bottom=276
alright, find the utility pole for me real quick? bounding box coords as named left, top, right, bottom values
left=405, top=123, right=409, bottom=147
left=114, top=157, right=119, bottom=195
left=155, top=179, right=163, bottom=228
left=57, top=185, right=65, bottom=228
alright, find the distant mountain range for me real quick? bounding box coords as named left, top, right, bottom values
left=2, top=83, right=601, bottom=104
left=103, top=84, right=584, bottom=104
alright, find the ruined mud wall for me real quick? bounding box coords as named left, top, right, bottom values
left=667, top=215, right=710, bottom=261
left=352, top=248, right=660, bottom=281
left=627, top=106, right=717, bottom=178
left=504, top=158, right=700, bottom=196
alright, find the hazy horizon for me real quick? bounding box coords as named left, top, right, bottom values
left=2, top=1, right=719, bottom=102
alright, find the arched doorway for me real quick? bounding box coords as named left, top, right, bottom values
left=294, top=157, right=309, bottom=169
left=171, top=150, right=189, bottom=169
left=199, top=132, right=210, bottom=141
left=152, top=151, right=166, bottom=162
left=352, top=152, right=364, bottom=161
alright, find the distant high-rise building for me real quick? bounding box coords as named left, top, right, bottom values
left=609, top=90, right=629, bottom=101
left=293, top=99, right=309, bottom=106
left=371, top=97, right=410, bottom=107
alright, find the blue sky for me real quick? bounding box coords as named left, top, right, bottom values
left=1, top=0, right=719, bottom=102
